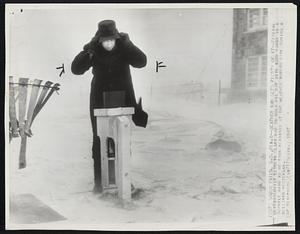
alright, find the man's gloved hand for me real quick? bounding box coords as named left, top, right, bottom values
left=83, top=36, right=98, bottom=59
left=119, top=32, right=130, bottom=40
left=83, top=44, right=95, bottom=59
left=118, top=32, right=132, bottom=48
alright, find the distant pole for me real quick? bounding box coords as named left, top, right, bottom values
left=218, top=80, right=221, bottom=106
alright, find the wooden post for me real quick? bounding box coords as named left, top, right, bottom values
left=117, top=116, right=131, bottom=200
left=94, top=107, right=134, bottom=201
left=19, top=136, right=28, bottom=169
left=9, top=76, right=19, bottom=139
left=18, top=78, right=29, bottom=169
left=97, top=116, right=111, bottom=189
left=25, top=79, right=42, bottom=136
left=9, top=78, right=60, bottom=169
left=31, top=81, right=53, bottom=123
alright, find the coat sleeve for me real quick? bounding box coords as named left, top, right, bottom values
left=125, top=43, right=147, bottom=68
left=120, top=34, right=147, bottom=68
left=71, top=49, right=93, bottom=75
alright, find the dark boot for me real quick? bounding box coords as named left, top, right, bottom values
left=93, top=136, right=103, bottom=194
left=93, top=159, right=103, bottom=194
left=93, top=183, right=103, bottom=194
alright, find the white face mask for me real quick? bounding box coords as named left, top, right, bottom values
left=101, top=39, right=116, bottom=51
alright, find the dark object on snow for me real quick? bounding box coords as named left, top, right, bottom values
left=205, top=139, right=242, bottom=152
left=131, top=188, right=145, bottom=200
left=130, top=183, right=144, bottom=199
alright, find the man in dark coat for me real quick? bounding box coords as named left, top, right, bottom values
left=71, top=20, right=147, bottom=193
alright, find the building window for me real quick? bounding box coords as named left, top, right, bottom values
left=247, top=8, right=268, bottom=31
left=260, top=55, right=267, bottom=87
left=262, top=8, right=268, bottom=25
left=246, top=55, right=267, bottom=88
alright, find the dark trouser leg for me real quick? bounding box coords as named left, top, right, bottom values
left=90, top=103, right=102, bottom=193
left=92, top=136, right=102, bottom=193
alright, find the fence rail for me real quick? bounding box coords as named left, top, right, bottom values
left=9, top=76, right=60, bottom=169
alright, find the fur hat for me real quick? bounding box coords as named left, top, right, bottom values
left=96, top=20, right=120, bottom=42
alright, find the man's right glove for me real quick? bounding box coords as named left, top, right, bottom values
left=83, top=35, right=98, bottom=59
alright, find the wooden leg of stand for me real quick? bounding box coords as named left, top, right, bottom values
left=19, top=135, right=27, bottom=169
left=117, top=116, right=131, bottom=201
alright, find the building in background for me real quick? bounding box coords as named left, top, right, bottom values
left=229, top=8, right=268, bottom=102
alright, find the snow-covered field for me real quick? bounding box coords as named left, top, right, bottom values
left=8, top=89, right=267, bottom=229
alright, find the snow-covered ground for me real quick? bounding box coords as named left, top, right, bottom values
left=8, top=89, right=267, bottom=229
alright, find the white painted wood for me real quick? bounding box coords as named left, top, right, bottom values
left=31, top=81, right=53, bottom=123
left=95, top=109, right=133, bottom=200
left=18, top=78, right=29, bottom=169
left=94, top=107, right=134, bottom=117
left=117, top=116, right=131, bottom=201
left=9, top=76, right=19, bottom=138
left=96, top=116, right=109, bottom=188
left=19, top=135, right=27, bottom=169
left=25, top=79, right=42, bottom=135
left=111, top=117, right=118, bottom=188
left=18, top=78, right=29, bottom=137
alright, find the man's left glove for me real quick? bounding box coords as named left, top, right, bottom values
left=118, top=32, right=132, bottom=48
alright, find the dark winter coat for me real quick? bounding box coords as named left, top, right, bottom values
left=71, top=33, right=147, bottom=136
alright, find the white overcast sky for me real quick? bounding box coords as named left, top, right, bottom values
left=6, top=5, right=233, bottom=106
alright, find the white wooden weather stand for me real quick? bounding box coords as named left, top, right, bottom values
left=94, top=107, right=135, bottom=201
